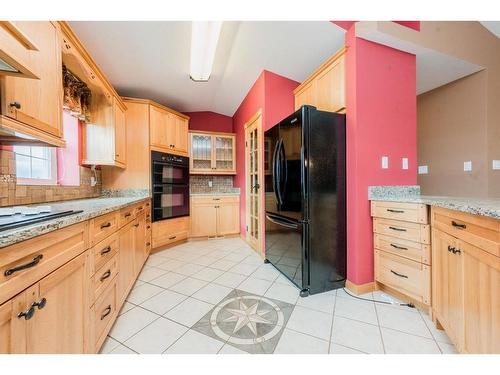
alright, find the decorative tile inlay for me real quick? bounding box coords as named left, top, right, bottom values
left=192, top=289, right=294, bottom=354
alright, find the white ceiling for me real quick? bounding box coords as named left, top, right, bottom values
left=69, top=21, right=345, bottom=116
left=480, top=21, right=500, bottom=38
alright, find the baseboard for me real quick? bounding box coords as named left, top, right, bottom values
left=345, top=280, right=376, bottom=295
left=150, top=238, right=187, bottom=253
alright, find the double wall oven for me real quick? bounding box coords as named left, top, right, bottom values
left=151, top=151, right=189, bottom=222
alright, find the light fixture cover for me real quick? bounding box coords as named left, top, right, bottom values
left=190, top=21, right=222, bottom=82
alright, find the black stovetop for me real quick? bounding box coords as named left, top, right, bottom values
left=0, top=210, right=83, bottom=232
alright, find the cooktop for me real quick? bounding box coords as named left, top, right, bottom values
left=0, top=207, right=84, bottom=232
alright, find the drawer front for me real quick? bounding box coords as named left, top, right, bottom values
left=373, top=218, right=430, bottom=244
left=94, top=277, right=117, bottom=351
left=375, top=249, right=431, bottom=305
left=371, top=201, right=428, bottom=224
left=90, top=212, right=119, bottom=246
left=432, top=207, right=500, bottom=257
left=119, top=206, right=136, bottom=228
left=93, top=255, right=118, bottom=301
left=191, top=195, right=240, bottom=205
left=91, top=232, right=118, bottom=273
left=374, top=233, right=431, bottom=265
left=0, top=222, right=89, bottom=305
left=145, top=200, right=151, bottom=220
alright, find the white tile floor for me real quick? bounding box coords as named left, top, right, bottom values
left=102, top=237, right=458, bottom=354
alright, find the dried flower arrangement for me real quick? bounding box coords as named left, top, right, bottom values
left=62, top=64, right=92, bottom=122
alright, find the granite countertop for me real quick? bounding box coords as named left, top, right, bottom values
left=368, top=186, right=500, bottom=220
left=0, top=196, right=150, bottom=249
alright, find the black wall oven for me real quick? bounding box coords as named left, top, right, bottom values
left=151, top=151, right=189, bottom=222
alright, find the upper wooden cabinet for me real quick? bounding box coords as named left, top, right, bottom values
left=0, top=21, right=65, bottom=147
left=150, top=104, right=189, bottom=156
left=294, top=47, right=346, bottom=113
left=0, top=21, right=39, bottom=79
left=189, top=131, right=236, bottom=174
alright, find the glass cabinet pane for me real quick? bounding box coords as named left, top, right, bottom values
left=192, top=134, right=212, bottom=170
left=215, top=136, right=234, bottom=170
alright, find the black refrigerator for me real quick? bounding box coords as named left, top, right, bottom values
left=264, top=105, right=346, bottom=297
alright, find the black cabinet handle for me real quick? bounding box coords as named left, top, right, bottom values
left=124, top=213, right=132, bottom=218
left=389, top=226, right=407, bottom=232
left=147, top=225, right=151, bottom=230
left=32, top=298, right=47, bottom=310
left=213, top=198, right=221, bottom=201
left=5, top=254, right=43, bottom=277
left=146, top=242, right=151, bottom=246
left=100, top=270, right=112, bottom=282
left=390, top=270, right=408, bottom=279
left=100, top=222, right=112, bottom=229
left=168, top=236, right=176, bottom=240
left=18, top=306, right=35, bottom=320
left=451, top=221, right=466, bottom=229
left=9, top=101, right=21, bottom=110
left=134, top=223, right=140, bottom=227
left=387, top=209, right=405, bottom=213
left=390, top=243, right=408, bottom=250
left=100, top=246, right=112, bottom=255
left=100, top=305, right=112, bottom=320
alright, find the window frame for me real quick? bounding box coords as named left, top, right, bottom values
left=13, top=146, right=58, bottom=186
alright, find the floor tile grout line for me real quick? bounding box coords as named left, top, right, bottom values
left=373, top=296, right=387, bottom=354
left=327, top=290, right=338, bottom=353
left=417, top=309, right=444, bottom=353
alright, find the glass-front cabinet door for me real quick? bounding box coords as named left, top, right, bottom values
left=189, top=132, right=236, bottom=174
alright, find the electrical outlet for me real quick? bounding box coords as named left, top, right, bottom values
left=493, top=160, right=500, bottom=170
left=381, top=156, right=389, bottom=169
left=418, top=165, right=428, bottom=174
left=402, top=158, right=408, bottom=170
left=208, top=180, right=213, bottom=188
left=464, top=161, right=472, bottom=172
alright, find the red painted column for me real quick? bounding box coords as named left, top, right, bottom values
left=345, top=25, right=417, bottom=285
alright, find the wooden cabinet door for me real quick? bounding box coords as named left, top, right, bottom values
left=214, top=135, right=236, bottom=173
left=165, top=113, right=176, bottom=150
left=190, top=132, right=214, bottom=173
left=27, top=252, right=90, bottom=354
left=114, top=100, right=126, bottom=166
left=462, top=240, right=500, bottom=353
left=2, top=21, right=63, bottom=138
left=190, top=204, right=217, bottom=237
left=134, top=212, right=147, bottom=273
left=0, top=21, right=39, bottom=79
left=150, top=106, right=169, bottom=150
left=294, top=81, right=316, bottom=110
left=217, top=202, right=240, bottom=236
left=0, top=288, right=31, bottom=354
left=117, top=221, right=136, bottom=305
left=174, top=116, right=189, bottom=154
left=315, top=55, right=345, bottom=112
left=431, top=229, right=464, bottom=350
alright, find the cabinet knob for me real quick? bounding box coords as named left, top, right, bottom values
left=32, top=298, right=47, bottom=310
left=9, top=102, right=21, bottom=110
left=18, top=306, right=35, bottom=320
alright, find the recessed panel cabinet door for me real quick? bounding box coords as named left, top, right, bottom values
left=0, top=288, right=31, bottom=354
left=2, top=21, right=63, bottom=137
left=133, top=213, right=147, bottom=273
left=217, top=202, right=240, bottom=236
left=175, top=116, right=189, bottom=154
left=150, top=106, right=168, bottom=150
left=190, top=204, right=217, bottom=237
left=114, top=100, right=126, bottom=165
left=117, top=221, right=136, bottom=305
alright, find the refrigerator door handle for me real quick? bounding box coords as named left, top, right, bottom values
left=274, top=139, right=283, bottom=206
left=279, top=139, right=287, bottom=203
left=265, top=214, right=299, bottom=230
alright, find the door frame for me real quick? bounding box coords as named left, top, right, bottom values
left=244, top=109, right=264, bottom=255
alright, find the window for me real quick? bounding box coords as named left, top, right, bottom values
left=14, top=146, right=57, bottom=185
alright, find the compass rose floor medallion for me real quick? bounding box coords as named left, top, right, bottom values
left=192, top=289, right=295, bottom=354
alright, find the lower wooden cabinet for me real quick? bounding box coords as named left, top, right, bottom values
left=134, top=211, right=149, bottom=272
left=117, top=220, right=136, bottom=306
left=190, top=195, right=240, bottom=238
left=152, top=216, right=189, bottom=248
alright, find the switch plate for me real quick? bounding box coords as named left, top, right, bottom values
left=493, top=160, right=500, bottom=170
left=418, top=165, right=428, bottom=174
left=402, top=158, right=408, bottom=170
left=464, top=161, right=472, bottom=172
left=381, top=156, right=389, bottom=169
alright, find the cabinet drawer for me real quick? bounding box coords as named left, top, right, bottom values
left=373, top=218, right=430, bottom=244
left=90, top=212, right=119, bottom=247
left=93, top=255, right=118, bottom=301
left=374, top=233, right=431, bottom=265
left=152, top=217, right=189, bottom=248
left=145, top=201, right=151, bottom=220
left=91, top=232, right=118, bottom=274
left=191, top=195, right=240, bottom=204
left=371, top=201, right=428, bottom=224
left=432, top=207, right=500, bottom=257
left=119, top=206, right=136, bottom=228
left=0, top=222, right=88, bottom=305
left=375, top=249, right=431, bottom=305
left=94, top=277, right=117, bottom=351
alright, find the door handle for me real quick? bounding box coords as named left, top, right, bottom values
left=100, top=270, right=112, bottom=282
left=390, top=243, right=408, bottom=250
left=387, top=209, right=405, bottom=213
left=100, top=246, right=112, bottom=255
left=389, top=226, right=407, bottom=232
left=18, top=306, right=35, bottom=320
left=100, top=305, right=112, bottom=320
left=4, top=254, right=43, bottom=276
left=9, top=101, right=21, bottom=110
left=100, top=222, right=112, bottom=229
left=451, top=221, right=466, bottom=229
left=265, top=214, right=299, bottom=229
left=390, top=270, right=408, bottom=279
left=31, top=298, right=47, bottom=310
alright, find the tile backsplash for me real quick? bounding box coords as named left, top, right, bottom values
left=190, top=175, right=238, bottom=193
left=0, top=150, right=101, bottom=207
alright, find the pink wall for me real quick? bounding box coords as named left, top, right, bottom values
left=57, top=111, right=80, bottom=186
left=332, top=21, right=420, bottom=31
left=345, top=25, right=417, bottom=285
left=184, top=111, right=233, bottom=133
left=232, top=70, right=299, bottom=235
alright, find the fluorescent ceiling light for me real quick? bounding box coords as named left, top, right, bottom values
left=190, top=21, right=222, bottom=82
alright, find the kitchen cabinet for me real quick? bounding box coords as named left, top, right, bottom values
left=152, top=216, right=189, bottom=249
left=294, top=48, right=346, bottom=113
left=117, top=220, right=136, bottom=306
left=0, top=21, right=39, bottom=79
left=0, top=21, right=65, bottom=147
left=190, top=195, right=240, bottom=238
left=150, top=104, right=189, bottom=156
left=134, top=211, right=149, bottom=272
left=114, top=98, right=126, bottom=166
left=189, top=131, right=236, bottom=175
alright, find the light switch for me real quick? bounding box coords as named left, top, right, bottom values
left=402, top=158, right=408, bottom=170
left=493, top=160, right=500, bottom=170
left=418, top=165, right=428, bottom=174
left=381, top=156, right=389, bottom=169
left=464, top=161, right=472, bottom=172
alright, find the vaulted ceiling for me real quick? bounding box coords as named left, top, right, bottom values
left=69, top=21, right=346, bottom=116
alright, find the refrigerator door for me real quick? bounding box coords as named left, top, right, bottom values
left=265, top=212, right=305, bottom=288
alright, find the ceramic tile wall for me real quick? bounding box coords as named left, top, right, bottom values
left=189, top=176, right=237, bottom=193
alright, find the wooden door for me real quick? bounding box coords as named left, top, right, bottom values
left=2, top=21, right=63, bottom=137
left=294, top=81, right=316, bottom=110
left=190, top=132, right=214, bottom=173
left=245, top=111, right=263, bottom=252
left=149, top=106, right=168, bottom=150
left=117, top=221, right=136, bottom=305
left=0, top=288, right=31, bottom=354
left=431, top=229, right=464, bottom=350
left=315, top=55, right=345, bottom=112
left=175, top=116, right=189, bottom=155
left=214, top=134, right=236, bottom=173
left=114, top=100, right=126, bottom=166
left=190, top=203, right=217, bottom=237
left=27, top=252, right=90, bottom=353
left=165, top=113, right=177, bottom=150
left=134, top=212, right=147, bottom=273
left=217, top=203, right=240, bottom=236
left=462, top=240, right=500, bottom=353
